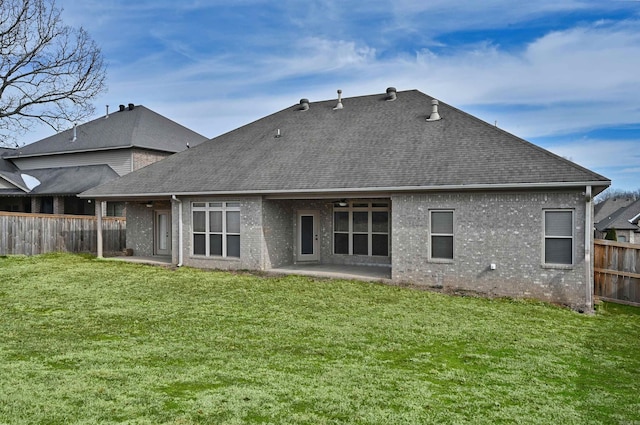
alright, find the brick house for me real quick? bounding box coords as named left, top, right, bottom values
left=0, top=104, right=207, bottom=215
left=594, top=198, right=640, bottom=243
left=82, top=89, right=610, bottom=310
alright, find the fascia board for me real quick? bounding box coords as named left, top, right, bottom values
left=80, top=180, right=610, bottom=199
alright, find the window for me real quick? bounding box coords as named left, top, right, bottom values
left=544, top=210, right=573, bottom=265
left=333, top=201, right=389, bottom=256
left=430, top=210, right=454, bottom=260
left=106, top=202, right=125, bottom=217
left=192, top=202, right=240, bottom=258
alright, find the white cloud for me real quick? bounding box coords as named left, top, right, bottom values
left=25, top=0, right=640, bottom=190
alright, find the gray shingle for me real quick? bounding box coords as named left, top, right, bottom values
left=81, top=90, right=610, bottom=198
left=21, top=165, right=119, bottom=195
left=595, top=198, right=640, bottom=232
left=5, top=106, right=207, bottom=158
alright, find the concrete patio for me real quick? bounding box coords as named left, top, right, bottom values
left=106, top=255, right=391, bottom=282
left=268, top=263, right=391, bottom=282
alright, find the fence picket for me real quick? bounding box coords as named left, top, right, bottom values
left=594, top=239, right=640, bottom=306
left=0, top=212, right=125, bottom=256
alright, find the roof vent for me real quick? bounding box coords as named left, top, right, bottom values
left=72, top=123, right=77, bottom=142
left=299, top=98, right=310, bottom=111
left=105, top=105, right=109, bottom=119
left=333, top=89, right=343, bottom=110
left=119, top=104, right=125, bottom=112
left=426, top=99, right=441, bottom=121
left=386, top=87, right=397, bottom=101
left=128, top=103, right=135, bottom=111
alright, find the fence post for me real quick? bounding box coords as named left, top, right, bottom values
left=96, top=201, right=103, bottom=258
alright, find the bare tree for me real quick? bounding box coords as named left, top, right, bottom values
left=594, top=188, right=640, bottom=204
left=0, top=0, right=106, bottom=146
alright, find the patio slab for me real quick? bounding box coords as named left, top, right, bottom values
left=268, top=263, right=391, bottom=282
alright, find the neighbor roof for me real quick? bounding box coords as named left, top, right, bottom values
left=0, top=165, right=119, bottom=196
left=595, top=198, right=640, bottom=232
left=82, top=89, right=610, bottom=199
left=4, top=105, right=208, bottom=158
left=594, top=197, right=636, bottom=224
left=0, top=148, right=28, bottom=191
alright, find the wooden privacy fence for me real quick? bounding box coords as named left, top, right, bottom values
left=0, top=212, right=125, bottom=256
left=594, top=239, right=640, bottom=306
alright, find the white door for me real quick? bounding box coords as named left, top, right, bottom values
left=297, top=210, right=319, bottom=262
left=154, top=210, right=171, bottom=256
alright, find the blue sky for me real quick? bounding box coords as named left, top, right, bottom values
left=27, top=0, right=640, bottom=191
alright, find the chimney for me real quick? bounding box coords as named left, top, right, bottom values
left=333, top=89, right=343, bottom=110
left=128, top=103, right=135, bottom=111
left=299, top=98, right=310, bottom=111
left=386, top=87, right=397, bottom=101
left=119, top=104, right=125, bottom=112
left=426, top=99, right=441, bottom=121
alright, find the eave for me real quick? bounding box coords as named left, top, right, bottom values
left=81, top=180, right=611, bottom=200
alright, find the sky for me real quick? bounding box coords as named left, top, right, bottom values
left=22, top=0, right=640, bottom=191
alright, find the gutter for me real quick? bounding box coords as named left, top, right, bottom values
left=79, top=180, right=612, bottom=199
left=171, top=195, right=183, bottom=267
left=585, top=186, right=593, bottom=312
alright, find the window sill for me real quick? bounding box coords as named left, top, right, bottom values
left=428, top=258, right=454, bottom=264
left=190, top=255, right=241, bottom=261
left=541, top=263, right=574, bottom=270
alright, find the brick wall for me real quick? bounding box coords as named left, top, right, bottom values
left=262, top=200, right=294, bottom=269
left=179, top=196, right=263, bottom=271
left=391, top=190, right=590, bottom=309
left=125, top=202, right=154, bottom=256
left=131, top=149, right=171, bottom=171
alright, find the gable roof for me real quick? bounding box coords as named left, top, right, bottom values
left=24, top=165, right=120, bottom=195
left=594, top=197, right=636, bottom=223
left=0, top=148, right=28, bottom=191
left=81, top=89, right=610, bottom=199
left=4, top=105, right=207, bottom=159
left=595, top=198, right=640, bottom=232
left=0, top=165, right=119, bottom=196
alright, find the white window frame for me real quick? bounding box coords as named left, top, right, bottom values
left=543, top=209, right=574, bottom=266
left=333, top=201, right=389, bottom=257
left=429, top=209, right=455, bottom=261
left=192, top=201, right=240, bottom=258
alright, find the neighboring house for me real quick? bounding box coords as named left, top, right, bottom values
left=0, top=104, right=207, bottom=215
left=82, top=89, right=610, bottom=310
left=594, top=198, right=640, bottom=243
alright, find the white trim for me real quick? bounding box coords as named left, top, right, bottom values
left=5, top=145, right=178, bottom=159
left=629, top=212, right=640, bottom=224
left=172, top=195, right=183, bottom=267
left=0, top=175, right=29, bottom=192
left=429, top=209, right=455, bottom=261
left=297, top=210, right=320, bottom=262
left=154, top=210, right=172, bottom=256
left=585, top=186, right=593, bottom=310
left=191, top=201, right=240, bottom=258
left=543, top=209, right=575, bottom=266
left=333, top=201, right=390, bottom=257
left=81, top=181, right=611, bottom=199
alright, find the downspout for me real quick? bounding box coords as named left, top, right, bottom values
left=96, top=200, right=103, bottom=258
left=172, top=195, right=183, bottom=267
left=584, top=186, right=593, bottom=312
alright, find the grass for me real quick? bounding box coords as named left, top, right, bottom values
left=0, top=253, right=639, bottom=424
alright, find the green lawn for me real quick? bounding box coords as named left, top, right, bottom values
left=0, top=254, right=639, bottom=424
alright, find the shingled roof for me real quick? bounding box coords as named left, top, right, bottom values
left=0, top=164, right=119, bottom=196
left=0, top=148, right=28, bottom=191
left=595, top=198, right=640, bottom=232
left=4, top=105, right=207, bottom=158
left=81, top=89, right=610, bottom=199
